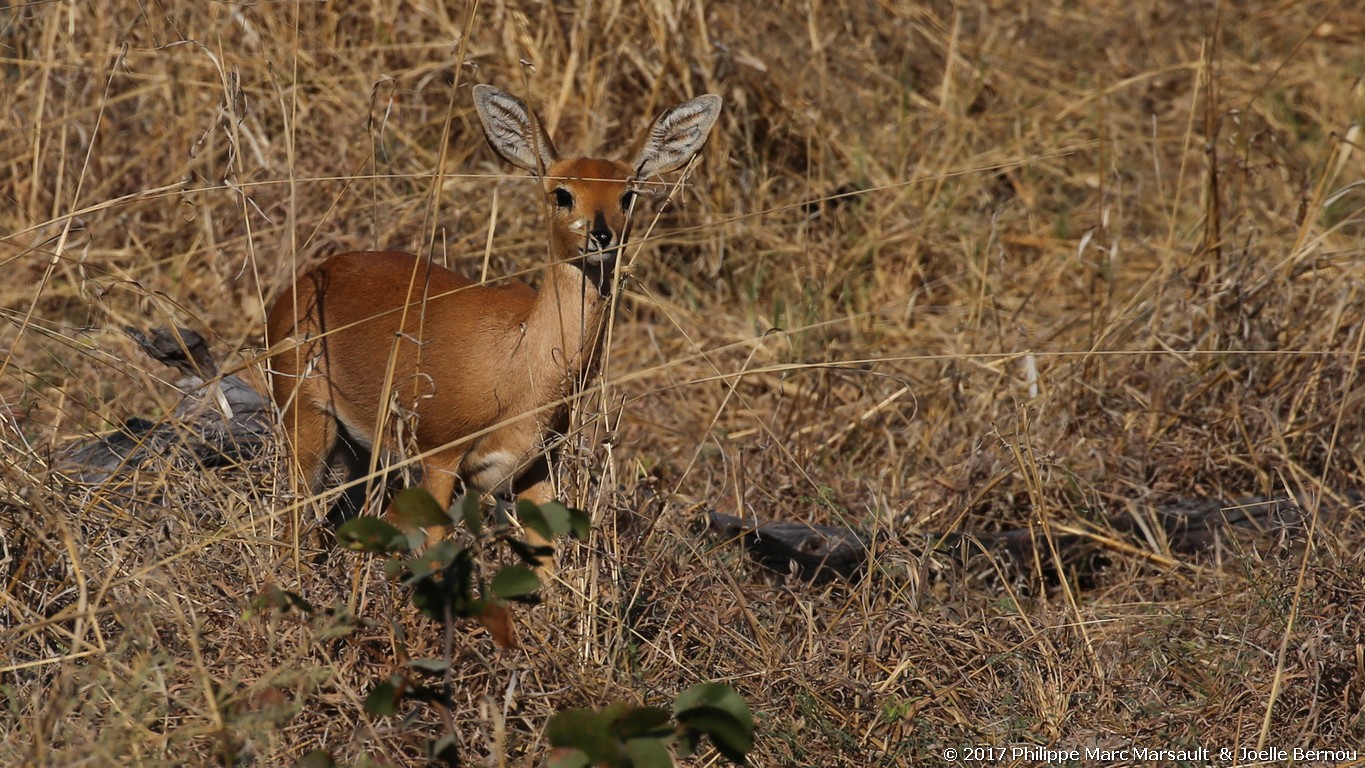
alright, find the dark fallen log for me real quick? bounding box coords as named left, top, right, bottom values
left=707, top=512, right=873, bottom=580
left=57, top=327, right=271, bottom=484
left=708, top=492, right=1318, bottom=584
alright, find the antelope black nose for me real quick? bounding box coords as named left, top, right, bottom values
left=589, top=211, right=614, bottom=251
left=590, top=228, right=614, bottom=250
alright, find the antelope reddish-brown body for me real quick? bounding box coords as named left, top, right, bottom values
left=265, top=85, right=721, bottom=564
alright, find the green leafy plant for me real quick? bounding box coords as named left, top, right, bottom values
left=320, top=491, right=586, bottom=764
left=336, top=489, right=589, bottom=647
left=546, top=683, right=755, bottom=767
left=266, top=491, right=752, bottom=767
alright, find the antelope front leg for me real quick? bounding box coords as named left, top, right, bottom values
left=404, top=453, right=462, bottom=546
left=516, top=479, right=558, bottom=576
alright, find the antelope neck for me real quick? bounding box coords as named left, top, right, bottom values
left=522, top=258, right=611, bottom=388
left=577, top=251, right=617, bottom=297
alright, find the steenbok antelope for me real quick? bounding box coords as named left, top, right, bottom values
left=267, top=84, right=721, bottom=561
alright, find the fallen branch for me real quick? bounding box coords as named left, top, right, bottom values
left=708, top=493, right=1314, bottom=584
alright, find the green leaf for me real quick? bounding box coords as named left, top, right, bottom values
left=408, top=658, right=450, bottom=674
left=403, top=528, right=428, bottom=551
left=248, top=586, right=315, bottom=617
left=516, top=500, right=553, bottom=542
left=545, top=749, right=591, bottom=768
left=459, top=493, right=483, bottom=535
left=567, top=507, right=592, bottom=540
left=391, top=488, right=453, bottom=528
left=676, top=708, right=753, bottom=763
left=336, top=516, right=406, bottom=553
left=613, top=706, right=672, bottom=739
left=546, top=708, right=622, bottom=763
left=407, top=681, right=451, bottom=706
left=676, top=727, right=701, bottom=758
left=364, top=677, right=403, bottom=717
left=623, top=736, right=674, bottom=768
left=295, top=750, right=336, bottom=768
left=313, top=610, right=364, bottom=641
left=536, top=500, right=573, bottom=536
left=490, top=565, right=541, bottom=599
left=405, top=540, right=460, bottom=583
left=504, top=537, right=555, bottom=567
left=675, top=684, right=755, bottom=764
left=674, top=683, right=755, bottom=732
left=598, top=702, right=633, bottom=722
left=545, top=708, right=593, bottom=744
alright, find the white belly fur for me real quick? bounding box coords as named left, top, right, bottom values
left=461, top=448, right=525, bottom=493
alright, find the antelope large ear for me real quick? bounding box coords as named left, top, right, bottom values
left=630, top=93, right=723, bottom=180
left=473, top=84, right=559, bottom=175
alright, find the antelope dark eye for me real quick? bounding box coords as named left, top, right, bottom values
left=620, top=190, right=638, bottom=211
left=552, top=188, right=574, bottom=209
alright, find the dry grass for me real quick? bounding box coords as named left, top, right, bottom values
left=4, top=0, right=1365, bottom=765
